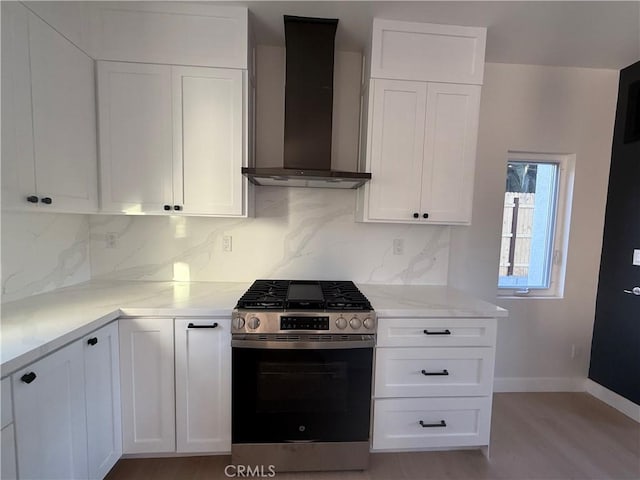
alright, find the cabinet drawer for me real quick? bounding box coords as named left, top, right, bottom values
left=377, top=317, right=496, bottom=347
left=1, top=377, right=12, bottom=429
left=375, top=347, right=494, bottom=397
left=372, top=396, right=491, bottom=450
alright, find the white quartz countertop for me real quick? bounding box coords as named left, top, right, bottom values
left=1, top=280, right=506, bottom=377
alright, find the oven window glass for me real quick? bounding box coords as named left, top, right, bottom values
left=232, top=346, right=373, bottom=444
left=257, top=361, right=348, bottom=414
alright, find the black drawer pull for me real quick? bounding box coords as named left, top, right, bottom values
left=40, top=197, right=52, bottom=205
left=87, top=337, right=98, bottom=346
left=187, top=322, right=219, bottom=329
left=421, top=369, right=449, bottom=376
left=423, top=329, right=451, bottom=335
left=21, top=372, right=37, bottom=384
left=27, top=195, right=39, bottom=203
left=419, top=420, right=446, bottom=428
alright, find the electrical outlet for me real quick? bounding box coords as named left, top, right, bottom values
left=633, top=249, right=640, bottom=266
left=393, top=238, right=404, bottom=255
left=105, top=232, right=118, bottom=249
left=223, top=235, right=233, bottom=252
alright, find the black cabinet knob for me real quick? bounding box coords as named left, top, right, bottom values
left=174, top=205, right=182, bottom=211
left=87, top=337, right=98, bottom=346
left=21, top=372, right=37, bottom=384
left=423, top=213, right=429, bottom=219
left=27, top=195, right=39, bottom=203
left=413, top=213, right=419, bottom=218
left=163, top=205, right=172, bottom=211
left=41, top=197, right=52, bottom=205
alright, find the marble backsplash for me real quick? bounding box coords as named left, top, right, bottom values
left=1, top=212, right=91, bottom=302
left=89, top=187, right=450, bottom=285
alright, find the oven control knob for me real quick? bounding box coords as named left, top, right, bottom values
left=336, top=316, right=348, bottom=329
left=363, top=317, right=375, bottom=330
left=232, top=316, right=245, bottom=330
left=350, top=317, right=362, bottom=329
left=247, top=316, right=261, bottom=330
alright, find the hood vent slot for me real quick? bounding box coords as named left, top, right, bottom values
left=242, top=15, right=371, bottom=189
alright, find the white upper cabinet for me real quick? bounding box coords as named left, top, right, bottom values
left=97, top=62, right=174, bottom=214
left=358, top=19, right=485, bottom=225
left=90, top=3, right=249, bottom=69
left=173, top=67, right=245, bottom=216
left=371, top=19, right=486, bottom=85
left=98, top=61, right=248, bottom=216
left=1, top=3, right=98, bottom=212
left=1, top=2, right=35, bottom=211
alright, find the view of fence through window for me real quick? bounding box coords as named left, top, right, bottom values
left=499, top=161, right=559, bottom=290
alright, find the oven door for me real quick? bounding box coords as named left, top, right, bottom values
left=232, top=336, right=374, bottom=444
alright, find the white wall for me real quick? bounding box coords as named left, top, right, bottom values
left=1, top=212, right=91, bottom=302
left=449, top=63, right=619, bottom=388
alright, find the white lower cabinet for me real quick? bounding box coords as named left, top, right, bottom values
left=175, top=318, right=231, bottom=453
left=1, top=377, right=17, bottom=480
left=12, top=340, right=89, bottom=479
left=119, top=317, right=176, bottom=454
left=84, top=322, right=122, bottom=479
left=372, top=316, right=497, bottom=452
left=10, top=322, right=122, bottom=479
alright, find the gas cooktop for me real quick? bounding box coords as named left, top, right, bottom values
left=235, top=280, right=373, bottom=311
left=233, top=280, right=376, bottom=334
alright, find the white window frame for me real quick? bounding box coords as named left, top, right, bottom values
left=498, top=151, right=575, bottom=298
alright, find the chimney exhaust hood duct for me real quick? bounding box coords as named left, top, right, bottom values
left=242, top=15, right=371, bottom=189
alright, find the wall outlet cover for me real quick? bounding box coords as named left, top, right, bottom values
left=633, top=249, right=640, bottom=266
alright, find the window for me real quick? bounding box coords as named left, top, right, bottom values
left=498, top=152, right=574, bottom=297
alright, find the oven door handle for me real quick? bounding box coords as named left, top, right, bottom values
left=231, top=339, right=375, bottom=349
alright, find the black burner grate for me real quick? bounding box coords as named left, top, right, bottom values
left=320, top=281, right=372, bottom=310
left=236, top=280, right=372, bottom=311
left=235, top=280, right=289, bottom=309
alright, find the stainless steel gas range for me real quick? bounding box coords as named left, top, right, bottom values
left=231, top=280, right=376, bottom=472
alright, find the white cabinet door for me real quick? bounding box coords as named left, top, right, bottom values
left=1, top=2, right=36, bottom=211
left=1, top=377, right=17, bottom=480
left=83, top=322, right=122, bottom=479
left=1, top=424, right=17, bottom=480
left=366, top=79, right=427, bottom=222
left=359, top=80, right=481, bottom=225
left=28, top=11, right=98, bottom=213
left=119, top=318, right=175, bottom=453
left=1, top=4, right=98, bottom=213
left=12, top=341, right=89, bottom=479
left=175, top=318, right=231, bottom=452
left=420, top=83, right=481, bottom=224
left=97, top=62, right=174, bottom=214
left=173, top=67, right=245, bottom=216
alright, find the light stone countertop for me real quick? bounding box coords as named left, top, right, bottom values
left=1, top=280, right=507, bottom=377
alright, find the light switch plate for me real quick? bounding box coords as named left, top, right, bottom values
left=633, top=249, right=640, bottom=266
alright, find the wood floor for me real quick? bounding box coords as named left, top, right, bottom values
left=105, top=393, right=640, bottom=480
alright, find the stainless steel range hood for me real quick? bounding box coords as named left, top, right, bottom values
left=242, top=15, right=371, bottom=189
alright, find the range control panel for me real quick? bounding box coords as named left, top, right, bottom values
left=232, top=311, right=377, bottom=334
left=280, top=316, right=329, bottom=330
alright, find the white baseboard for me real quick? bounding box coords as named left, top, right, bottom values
left=584, top=378, right=640, bottom=423
left=493, top=376, right=586, bottom=392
